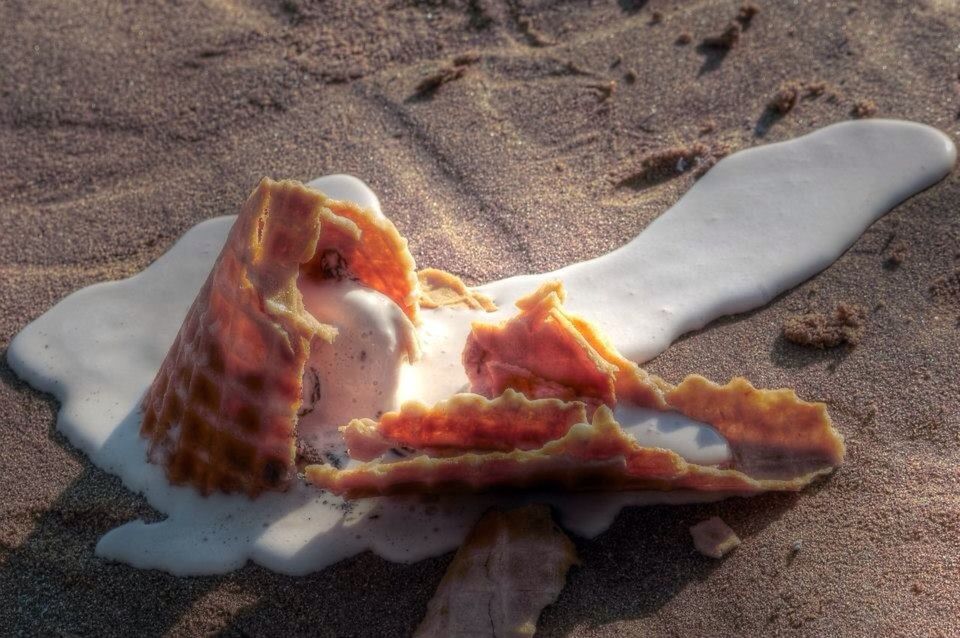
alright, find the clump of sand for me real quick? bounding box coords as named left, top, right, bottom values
left=702, top=23, right=741, bottom=50
left=765, top=80, right=830, bottom=120
left=804, top=81, right=827, bottom=97
left=885, top=241, right=909, bottom=268
left=930, top=269, right=960, bottom=307
left=700, top=2, right=760, bottom=50
left=614, top=142, right=732, bottom=189
left=414, top=53, right=480, bottom=98
left=587, top=80, right=616, bottom=101
left=736, top=3, right=760, bottom=28
left=851, top=99, right=878, bottom=118
left=783, top=303, right=867, bottom=348
left=768, top=81, right=802, bottom=115
left=517, top=15, right=554, bottom=47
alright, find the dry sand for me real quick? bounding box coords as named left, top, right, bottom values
left=2, top=1, right=960, bottom=636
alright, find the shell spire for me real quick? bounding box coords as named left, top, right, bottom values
left=140, top=178, right=419, bottom=496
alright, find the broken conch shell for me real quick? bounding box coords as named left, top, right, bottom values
left=307, top=282, right=846, bottom=498
left=140, top=178, right=844, bottom=500
left=140, top=178, right=421, bottom=496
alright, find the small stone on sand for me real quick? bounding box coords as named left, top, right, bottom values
left=690, top=516, right=741, bottom=559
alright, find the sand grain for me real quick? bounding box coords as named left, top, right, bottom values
left=2, top=1, right=959, bottom=636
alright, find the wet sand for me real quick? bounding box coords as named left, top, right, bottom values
left=2, top=1, right=959, bottom=636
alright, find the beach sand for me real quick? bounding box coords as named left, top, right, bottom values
left=2, top=1, right=959, bottom=635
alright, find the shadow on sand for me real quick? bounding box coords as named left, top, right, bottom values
left=770, top=334, right=854, bottom=371
left=535, top=492, right=798, bottom=636
left=0, top=359, right=218, bottom=636
left=3, top=350, right=800, bottom=637
left=209, top=492, right=797, bottom=638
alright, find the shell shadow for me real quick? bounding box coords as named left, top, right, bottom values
left=617, top=0, right=649, bottom=14
left=769, top=334, right=854, bottom=371
left=696, top=42, right=731, bottom=76
left=1, top=351, right=807, bottom=637
left=0, top=359, right=218, bottom=636
left=537, top=492, right=799, bottom=635
left=215, top=550, right=448, bottom=637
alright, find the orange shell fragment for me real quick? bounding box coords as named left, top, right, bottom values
left=418, top=268, right=497, bottom=312
left=342, top=389, right=588, bottom=461
left=463, top=282, right=667, bottom=410
left=140, top=178, right=420, bottom=496
left=307, top=281, right=845, bottom=498
left=306, top=381, right=843, bottom=498
left=414, top=505, right=577, bottom=637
